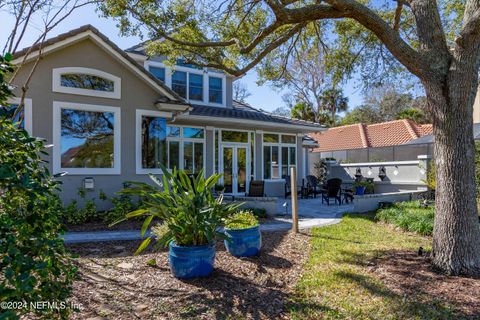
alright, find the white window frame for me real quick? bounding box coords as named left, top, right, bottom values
left=262, top=133, right=297, bottom=181
left=52, top=67, right=121, bottom=99
left=6, top=97, right=33, bottom=134
left=144, top=60, right=227, bottom=107
left=135, top=109, right=172, bottom=174
left=52, top=101, right=121, bottom=175
left=166, top=125, right=206, bottom=174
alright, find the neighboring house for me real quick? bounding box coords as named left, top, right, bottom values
left=309, top=119, right=433, bottom=163
left=7, top=25, right=323, bottom=205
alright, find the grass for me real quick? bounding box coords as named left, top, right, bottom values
left=376, top=201, right=434, bottom=235
left=288, top=213, right=462, bottom=320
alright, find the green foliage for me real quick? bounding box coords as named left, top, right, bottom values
left=120, top=167, right=242, bottom=252
left=395, top=107, right=429, bottom=124
left=244, top=207, right=267, bottom=219
left=0, top=118, right=76, bottom=319
left=340, top=105, right=383, bottom=125
left=104, top=194, right=139, bottom=225
left=353, top=180, right=374, bottom=193
left=0, top=54, right=13, bottom=104
left=423, top=160, right=436, bottom=191
left=376, top=201, right=434, bottom=236
left=224, top=210, right=259, bottom=229
left=61, top=189, right=99, bottom=225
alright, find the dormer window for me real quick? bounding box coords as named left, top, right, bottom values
left=52, top=67, right=121, bottom=99
left=145, top=61, right=226, bottom=107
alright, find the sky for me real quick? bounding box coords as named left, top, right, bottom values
left=0, top=3, right=363, bottom=113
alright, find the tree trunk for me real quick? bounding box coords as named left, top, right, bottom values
left=426, top=65, right=480, bottom=276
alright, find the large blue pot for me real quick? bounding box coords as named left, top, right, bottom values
left=224, top=225, right=262, bottom=257
left=168, top=242, right=215, bottom=279
left=355, top=186, right=366, bottom=195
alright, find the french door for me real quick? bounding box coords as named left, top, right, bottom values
left=221, top=144, right=249, bottom=195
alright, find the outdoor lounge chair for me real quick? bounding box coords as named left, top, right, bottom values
left=305, top=175, right=322, bottom=198
left=247, top=180, right=265, bottom=197
left=320, top=178, right=343, bottom=205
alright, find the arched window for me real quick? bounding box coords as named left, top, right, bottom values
left=52, top=67, right=121, bottom=99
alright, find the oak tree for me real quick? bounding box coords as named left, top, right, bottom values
left=101, top=0, right=480, bottom=276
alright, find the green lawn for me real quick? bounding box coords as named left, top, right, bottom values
left=288, top=214, right=465, bottom=320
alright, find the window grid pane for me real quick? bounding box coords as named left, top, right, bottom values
left=263, top=133, right=279, bottom=143
left=209, top=76, right=222, bottom=104
left=281, top=135, right=296, bottom=144
left=172, top=71, right=187, bottom=98
left=60, top=74, right=114, bottom=92
left=189, top=73, right=203, bottom=101
left=149, top=66, right=165, bottom=82
left=168, top=141, right=180, bottom=170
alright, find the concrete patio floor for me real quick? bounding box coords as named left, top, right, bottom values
left=63, top=198, right=354, bottom=244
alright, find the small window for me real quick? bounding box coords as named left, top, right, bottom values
left=222, top=130, right=248, bottom=142
left=189, top=73, right=203, bottom=101
left=184, top=127, right=204, bottom=139
left=53, top=68, right=121, bottom=99
left=60, top=74, right=114, bottom=92
left=167, top=126, right=181, bottom=137
left=53, top=102, right=121, bottom=175
left=168, top=141, right=180, bottom=170
left=209, top=76, right=222, bottom=104
left=149, top=66, right=165, bottom=82
left=172, top=71, right=187, bottom=98
left=263, top=133, right=279, bottom=143
left=281, top=135, right=296, bottom=144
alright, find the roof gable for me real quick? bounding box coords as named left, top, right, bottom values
left=12, top=24, right=185, bottom=103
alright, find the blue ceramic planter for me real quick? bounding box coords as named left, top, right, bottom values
left=224, top=225, right=262, bottom=257
left=168, top=242, right=215, bottom=279
left=355, top=186, right=366, bottom=195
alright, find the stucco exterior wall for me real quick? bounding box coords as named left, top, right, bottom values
left=11, top=37, right=310, bottom=207
left=12, top=38, right=164, bottom=208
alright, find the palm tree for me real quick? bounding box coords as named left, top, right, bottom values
left=319, top=88, right=348, bottom=126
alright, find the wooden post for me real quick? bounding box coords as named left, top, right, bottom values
left=290, top=167, right=299, bottom=233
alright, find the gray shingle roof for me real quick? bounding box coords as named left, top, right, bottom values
left=189, top=100, right=324, bottom=129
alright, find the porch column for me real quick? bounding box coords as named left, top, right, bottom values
left=255, top=130, right=263, bottom=180
left=296, top=134, right=304, bottom=185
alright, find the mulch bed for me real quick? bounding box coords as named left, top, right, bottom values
left=368, top=250, right=480, bottom=318
left=68, top=230, right=310, bottom=319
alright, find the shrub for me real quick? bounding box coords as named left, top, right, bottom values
left=244, top=207, right=267, bottom=219
left=103, top=194, right=139, bottom=224
left=60, top=188, right=99, bottom=225
left=376, top=201, right=434, bottom=235
left=225, top=211, right=259, bottom=229
left=0, top=118, right=76, bottom=319
left=119, top=167, right=241, bottom=254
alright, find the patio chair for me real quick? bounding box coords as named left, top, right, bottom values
left=305, top=175, right=322, bottom=198
left=320, top=178, right=343, bottom=205
left=247, top=180, right=265, bottom=197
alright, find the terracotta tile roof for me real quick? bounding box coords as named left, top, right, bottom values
left=310, top=119, right=433, bottom=152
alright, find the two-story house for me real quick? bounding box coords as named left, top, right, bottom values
left=8, top=25, right=323, bottom=205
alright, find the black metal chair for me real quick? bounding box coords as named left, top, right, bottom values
left=305, top=175, right=322, bottom=198
left=247, top=180, right=265, bottom=197
left=320, top=178, right=343, bottom=205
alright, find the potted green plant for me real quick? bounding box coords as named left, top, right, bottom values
left=353, top=180, right=373, bottom=195
left=224, top=210, right=261, bottom=257
left=118, top=167, right=240, bottom=279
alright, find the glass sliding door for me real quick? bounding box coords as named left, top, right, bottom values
left=223, top=147, right=233, bottom=193
left=237, top=147, right=247, bottom=194
left=221, top=145, right=249, bottom=195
